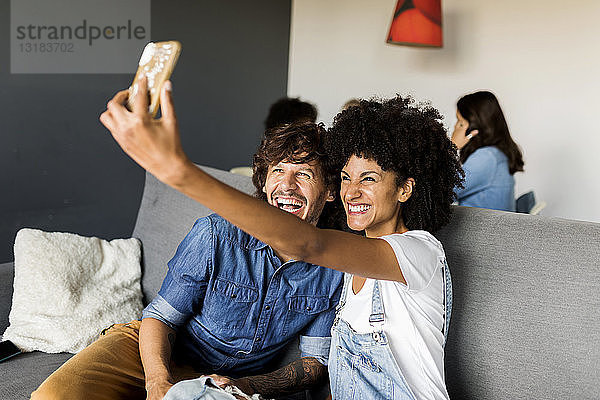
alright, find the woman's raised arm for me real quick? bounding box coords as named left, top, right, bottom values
left=100, top=78, right=405, bottom=283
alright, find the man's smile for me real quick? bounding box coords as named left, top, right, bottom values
left=273, top=195, right=306, bottom=215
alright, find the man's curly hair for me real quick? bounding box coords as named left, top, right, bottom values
left=252, top=121, right=346, bottom=230
left=326, top=96, right=464, bottom=233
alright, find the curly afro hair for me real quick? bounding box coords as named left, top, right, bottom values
left=326, top=96, right=464, bottom=233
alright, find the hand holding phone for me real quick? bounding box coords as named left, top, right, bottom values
left=451, top=119, right=479, bottom=150
left=465, top=126, right=479, bottom=140
left=127, top=41, right=181, bottom=117
left=100, top=40, right=188, bottom=187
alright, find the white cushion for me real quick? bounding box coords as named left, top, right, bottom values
left=2, top=228, right=144, bottom=353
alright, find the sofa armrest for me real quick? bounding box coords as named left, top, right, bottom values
left=0, top=262, right=14, bottom=337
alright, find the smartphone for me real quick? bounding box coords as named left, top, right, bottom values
left=127, top=41, right=182, bottom=117
left=0, top=340, right=22, bottom=363
left=466, top=125, right=478, bottom=137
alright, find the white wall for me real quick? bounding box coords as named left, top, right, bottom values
left=288, top=0, right=600, bottom=223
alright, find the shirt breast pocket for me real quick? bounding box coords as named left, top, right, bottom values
left=204, top=278, right=259, bottom=331
left=281, top=295, right=330, bottom=337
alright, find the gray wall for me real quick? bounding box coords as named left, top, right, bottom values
left=0, top=0, right=291, bottom=262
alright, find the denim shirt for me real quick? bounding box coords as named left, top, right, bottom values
left=455, top=146, right=515, bottom=211
left=142, top=214, right=344, bottom=376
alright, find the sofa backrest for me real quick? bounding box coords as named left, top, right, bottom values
left=436, top=206, right=600, bottom=400
left=132, top=167, right=600, bottom=400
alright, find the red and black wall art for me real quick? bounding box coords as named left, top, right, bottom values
left=387, top=0, right=443, bottom=47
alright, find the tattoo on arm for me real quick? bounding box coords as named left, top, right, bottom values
left=243, top=357, right=327, bottom=397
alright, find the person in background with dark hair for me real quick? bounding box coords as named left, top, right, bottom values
left=230, top=97, right=319, bottom=178
left=100, top=78, right=463, bottom=399
left=264, top=97, right=317, bottom=130
left=451, top=90, right=525, bottom=211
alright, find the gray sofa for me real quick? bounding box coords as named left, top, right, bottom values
left=1, top=166, right=599, bottom=399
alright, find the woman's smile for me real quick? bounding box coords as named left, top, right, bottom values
left=341, top=155, right=408, bottom=237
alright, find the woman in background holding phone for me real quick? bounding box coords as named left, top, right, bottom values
left=451, top=90, right=524, bottom=211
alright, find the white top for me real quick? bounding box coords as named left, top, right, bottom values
left=338, top=230, right=449, bottom=400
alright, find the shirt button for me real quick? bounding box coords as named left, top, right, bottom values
left=256, top=336, right=262, bottom=342
left=231, top=293, right=237, bottom=299
left=306, top=306, right=312, bottom=311
left=265, top=305, right=271, bottom=310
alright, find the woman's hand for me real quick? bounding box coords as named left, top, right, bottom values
left=99, top=77, right=193, bottom=187
left=451, top=118, right=478, bottom=150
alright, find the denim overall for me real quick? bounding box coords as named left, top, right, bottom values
left=328, top=259, right=452, bottom=400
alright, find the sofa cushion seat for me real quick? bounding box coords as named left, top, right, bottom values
left=0, top=351, right=73, bottom=399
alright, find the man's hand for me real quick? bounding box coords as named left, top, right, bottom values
left=99, top=77, right=192, bottom=187
left=145, top=376, right=175, bottom=400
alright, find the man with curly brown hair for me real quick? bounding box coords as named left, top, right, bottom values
left=32, top=120, right=344, bottom=400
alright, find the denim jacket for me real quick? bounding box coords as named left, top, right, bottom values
left=142, top=214, right=344, bottom=376
left=455, top=146, right=515, bottom=211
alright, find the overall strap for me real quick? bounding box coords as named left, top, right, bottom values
left=442, top=258, right=453, bottom=347
left=334, top=273, right=352, bottom=320
left=368, top=280, right=386, bottom=329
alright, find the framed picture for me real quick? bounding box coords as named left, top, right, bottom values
left=387, top=0, right=443, bottom=47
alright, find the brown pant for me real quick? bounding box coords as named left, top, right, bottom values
left=31, top=320, right=201, bottom=400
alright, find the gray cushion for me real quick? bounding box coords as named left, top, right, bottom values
left=132, top=166, right=255, bottom=304
left=437, top=206, right=600, bottom=400
left=0, top=352, right=73, bottom=399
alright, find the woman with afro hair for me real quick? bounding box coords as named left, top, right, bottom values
left=102, top=78, right=463, bottom=399
left=323, top=96, right=462, bottom=400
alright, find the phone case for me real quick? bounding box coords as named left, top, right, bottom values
left=128, top=41, right=182, bottom=117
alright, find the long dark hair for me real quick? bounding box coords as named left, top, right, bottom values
left=457, top=91, right=524, bottom=174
